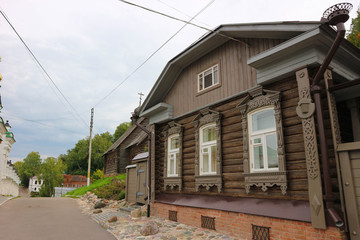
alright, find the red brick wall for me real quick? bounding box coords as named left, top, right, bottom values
left=151, top=202, right=346, bottom=240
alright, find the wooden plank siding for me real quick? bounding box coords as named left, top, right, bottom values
left=164, top=39, right=285, bottom=118
left=155, top=76, right=310, bottom=201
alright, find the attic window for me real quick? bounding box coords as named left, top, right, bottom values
left=198, top=64, right=219, bottom=92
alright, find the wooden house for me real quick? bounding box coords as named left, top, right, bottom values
left=103, top=118, right=148, bottom=177
left=136, top=21, right=360, bottom=239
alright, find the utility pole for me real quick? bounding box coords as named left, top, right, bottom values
left=138, top=92, right=144, bottom=106
left=87, top=108, right=94, bottom=186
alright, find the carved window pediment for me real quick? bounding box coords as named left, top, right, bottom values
left=193, top=108, right=222, bottom=193
left=237, top=86, right=287, bottom=195
left=163, top=121, right=183, bottom=191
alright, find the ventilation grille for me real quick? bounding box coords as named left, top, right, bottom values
left=252, top=224, right=270, bottom=240
left=168, top=210, right=177, bottom=222
left=201, top=215, right=215, bottom=230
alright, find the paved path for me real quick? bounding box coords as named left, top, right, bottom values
left=0, top=198, right=116, bottom=240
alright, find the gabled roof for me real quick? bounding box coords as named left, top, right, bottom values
left=103, top=117, right=146, bottom=155
left=139, top=21, right=322, bottom=116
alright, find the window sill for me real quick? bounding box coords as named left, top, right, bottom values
left=164, top=176, right=182, bottom=191
left=196, top=83, right=222, bottom=97
left=195, top=174, right=222, bottom=193
left=244, top=171, right=287, bottom=195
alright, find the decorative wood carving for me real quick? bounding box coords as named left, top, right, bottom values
left=163, top=121, right=183, bottom=191
left=193, top=108, right=222, bottom=192
left=296, top=68, right=326, bottom=229
left=237, top=86, right=287, bottom=194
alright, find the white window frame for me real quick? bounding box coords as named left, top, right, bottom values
left=199, top=123, right=217, bottom=175
left=167, top=134, right=179, bottom=177
left=248, top=107, right=278, bottom=173
left=198, top=64, right=219, bottom=92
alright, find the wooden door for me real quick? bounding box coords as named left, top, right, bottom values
left=136, top=161, right=147, bottom=204
left=126, top=166, right=137, bottom=203
left=338, top=142, right=360, bottom=240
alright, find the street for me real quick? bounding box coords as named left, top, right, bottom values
left=0, top=197, right=115, bottom=240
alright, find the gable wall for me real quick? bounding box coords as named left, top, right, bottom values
left=164, top=38, right=284, bottom=118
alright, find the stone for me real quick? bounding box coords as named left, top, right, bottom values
left=131, top=208, right=141, bottom=218
left=93, top=209, right=102, bottom=214
left=103, top=200, right=109, bottom=204
left=108, top=216, right=117, bottom=223
left=141, top=205, right=148, bottom=216
left=94, top=201, right=106, bottom=209
left=140, top=221, right=159, bottom=236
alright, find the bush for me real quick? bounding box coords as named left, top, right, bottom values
left=91, top=178, right=126, bottom=200
left=65, top=174, right=126, bottom=197
left=91, top=169, right=104, bottom=181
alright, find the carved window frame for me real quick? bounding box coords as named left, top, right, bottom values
left=237, top=86, right=287, bottom=195
left=193, top=108, right=222, bottom=192
left=163, top=121, right=183, bottom=191
left=167, top=134, right=180, bottom=177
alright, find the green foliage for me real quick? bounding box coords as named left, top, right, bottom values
left=17, top=152, right=42, bottom=187
left=38, top=157, right=66, bottom=197
left=347, top=10, right=360, bottom=49
left=61, top=132, right=113, bottom=176
left=65, top=174, right=126, bottom=197
left=91, top=178, right=126, bottom=200
left=91, top=169, right=104, bottom=181
left=113, top=121, right=131, bottom=143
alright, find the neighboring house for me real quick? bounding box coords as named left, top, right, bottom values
left=137, top=18, right=360, bottom=239
left=103, top=117, right=148, bottom=177
left=28, top=176, right=43, bottom=193
left=63, top=174, right=87, bottom=188
left=0, top=119, right=19, bottom=196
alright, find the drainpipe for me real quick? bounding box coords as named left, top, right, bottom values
left=131, top=111, right=151, bottom=218
left=312, top=3, right=353, bottom=228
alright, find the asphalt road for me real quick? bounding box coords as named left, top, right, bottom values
left=0, top=197, right=116, bottom=240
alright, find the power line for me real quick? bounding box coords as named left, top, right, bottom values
left=156, top=0, right=212, bottom=28
left=0, top=9, right=89, bottom=129
left=4, top=111, right=86, bottom=135
left=118, top=0, right=248, bottom=46
left=95, top=0, right=216, bottom=107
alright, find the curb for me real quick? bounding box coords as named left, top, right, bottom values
left=0, top=197, right=11, bottom=207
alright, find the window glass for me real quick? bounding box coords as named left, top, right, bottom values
left=266, top=134, right=278, bottom=168
left=251, top=109, right=275, bottom=132
left=198, top=65, right=219, bottom=92
left=211, top=145, right=216, bottom=172
left=203, top=126, right=216, bottom=142
left=249, top=108, right=278, bottom=172
left=253, top=145, right=264, bottom=169
left=202, top=148, right=209, bottom=173
left=170, top=136, right=179, bottom=149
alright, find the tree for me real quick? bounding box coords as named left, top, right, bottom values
left=61, top=132, right=113, bottom=175
left=13, top=161, right=24, bottom=185
left=38, top=157, right=66, bottom=197
left=18, top=152, right=42, bottom=187
left=347, top=8, right=360, bottom=49
left=113, top=121, right=131, bottom=143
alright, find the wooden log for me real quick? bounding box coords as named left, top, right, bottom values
left=222, top=122, right=242, bottom=134
left=222, top=131, right=242, bottom=141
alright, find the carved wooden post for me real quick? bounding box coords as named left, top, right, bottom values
left=296, top=68, right=326, bottom=229
left=150, top=124, right=156, bottom=203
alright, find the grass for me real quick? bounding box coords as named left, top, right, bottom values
left=64, top=174, right=126, bottom=198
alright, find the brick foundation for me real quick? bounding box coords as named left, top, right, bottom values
left=151, top=202, right=346, bottom=240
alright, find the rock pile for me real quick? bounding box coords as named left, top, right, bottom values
left=80, top=191, right=128, bottom=210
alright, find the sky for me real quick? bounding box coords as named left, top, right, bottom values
left=0, top=0, right=359, bottom=162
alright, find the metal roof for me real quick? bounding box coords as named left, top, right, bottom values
left=132, top=152, right=149, bottom=161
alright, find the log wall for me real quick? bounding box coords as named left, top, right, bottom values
left=155, top=76, right=309, bottom=201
